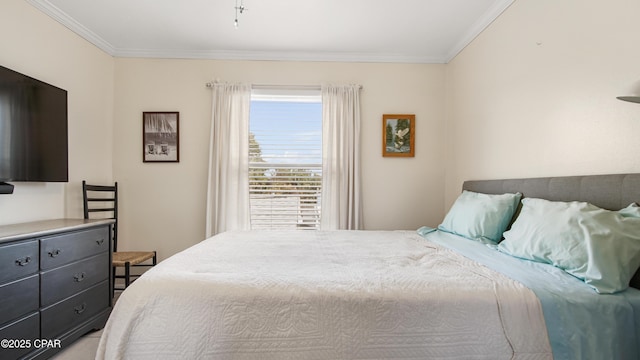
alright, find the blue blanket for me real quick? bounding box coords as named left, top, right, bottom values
left=418, top=227, right=640, bottom=360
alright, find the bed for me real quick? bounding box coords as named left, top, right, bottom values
left=97, top=173, right=640, bottom=360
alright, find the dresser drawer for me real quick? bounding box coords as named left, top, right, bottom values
left=41, top=252, right=110, bottom=306
left=0, top=312, right=39, bottom=360
left=41, top=280, right=109, bottom=339
left=0, top=240, right=38, bottom=284
left=0, top=274, right=39, bottom=326
left=40, top=226, right=109, bottom=269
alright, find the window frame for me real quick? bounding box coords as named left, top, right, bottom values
left=248, top=88, right=322, bottom=230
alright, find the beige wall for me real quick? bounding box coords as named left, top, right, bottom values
left=113, top=59, right=446, bottom=259
left=445, top=0, right=640, bottom=207
left=0, top=0, right=115, bottom=226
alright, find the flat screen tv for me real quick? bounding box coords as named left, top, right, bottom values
left=0, top=64, right=68, bottom=185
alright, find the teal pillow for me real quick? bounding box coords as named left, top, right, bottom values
left=438, top=190, right=522, bottom=244
left=498, top=198, right=640, bottom=294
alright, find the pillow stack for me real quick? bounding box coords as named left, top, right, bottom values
left=437, top=191, right=640, bottom=294
left=497, top=199, right=640, bottom=294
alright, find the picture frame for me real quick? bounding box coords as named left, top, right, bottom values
left=382, top=114, right=415, bottom=157
left=143, top=111, right=179, bottom=162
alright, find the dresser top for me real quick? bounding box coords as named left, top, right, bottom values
left=0, top=219, right=114, bottom=244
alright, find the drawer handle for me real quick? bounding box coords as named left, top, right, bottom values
left=15, top=256, right=32, bottom=266
left=96, top=239, right=105, bottom=246
left=73, top=272, right=86, bottom=282
left=74, top=303, right=87, bottom=315
left=48, top=249, right=62, bottom=258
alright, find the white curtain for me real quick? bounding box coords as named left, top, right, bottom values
left=205, top=82, right=252, bottom=237
left=320, top=84, right=363, bottom=230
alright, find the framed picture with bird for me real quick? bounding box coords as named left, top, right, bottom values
left=382, top=114, right=415, bottom=157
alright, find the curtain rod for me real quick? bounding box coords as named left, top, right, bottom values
left=205, top=82, right=319, bottom=90
left=205, top=83, right=362, bottom=90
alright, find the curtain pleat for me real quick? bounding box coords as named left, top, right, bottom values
left=205, top=82, right=252, bottom=237
left=320, top=84, right=363, bottom=230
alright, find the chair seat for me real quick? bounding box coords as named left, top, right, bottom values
left=113, top=251, right=156, bottom=267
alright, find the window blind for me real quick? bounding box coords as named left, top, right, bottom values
left=249, top=89, right=322, bottom=230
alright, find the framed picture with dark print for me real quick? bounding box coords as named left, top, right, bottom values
left=143, top=112, right=179, bottom=162
left=382, top=114, right=415, bottom=157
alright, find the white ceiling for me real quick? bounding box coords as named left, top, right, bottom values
left=28, top=0, right=514, bottom=64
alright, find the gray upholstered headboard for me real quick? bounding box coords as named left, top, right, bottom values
left=463, top=173, right=640, bottom=211
left=462, top=173, right=640, bottom=289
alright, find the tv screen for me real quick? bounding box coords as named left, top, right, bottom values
left=0, top=65, right=68, bottom=182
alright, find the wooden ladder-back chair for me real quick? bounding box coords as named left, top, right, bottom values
left=82, top=181, right=156, bottom=296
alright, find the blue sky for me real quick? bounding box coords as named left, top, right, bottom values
left=249, top=100, right=322, bottom=165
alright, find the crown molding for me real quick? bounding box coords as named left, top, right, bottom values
left=112, top=48, right=446, bottom=64
left=444, top=0, right=515, bottom=63
left=28, top=0, right=511, bottom=64
left=27, top=0, right=116, bottom=55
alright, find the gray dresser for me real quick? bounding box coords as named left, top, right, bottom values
left=0, top=219, right=113, bottom=360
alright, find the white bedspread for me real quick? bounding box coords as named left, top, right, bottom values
left=97, top=230, right=552, bottom=359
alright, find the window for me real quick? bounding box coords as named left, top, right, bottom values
left=249, top=89, right=322, bottom=230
